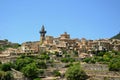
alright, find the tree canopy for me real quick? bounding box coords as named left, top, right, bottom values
left=65, top=63, right=88, bottom=80
left=109, top=56, right=120, bottom=71
left=21, top=63, right=39, bottom=79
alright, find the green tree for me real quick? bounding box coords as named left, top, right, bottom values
left=97, top=51, right=105, bottom=56
left=53, top=70, right=61, bottom=77
left=1, top=62, right=13, bottom=71
left=65, top=63, right=88, bottom=80
left=0, top=71, right=6, bottom=80
left=33, top=78, right=41, bottom=80
left=61, top=58, right=75, bottom=63
left=38, top=69, right=44, bottom=76
left=21, top=63, right=39, bottom=79
left=83, top=57, right=96, bottom=64
left=112, top=50, right=120, bottom=55
left=64, top=63, right=73, bottom=68
left=0, top=71, right=13, bottom=80
left=109, top=56, right=120, bottom=71
left=4, top=71, right=13, bottom=80
left=36, top=61, right=47, bottom=69
left=95, top=56, right=103, bottom=62
left=103, top=54, right=110, bottom=62
left=38, top=54, right=50, bottom=60
left=83, top=57, right=91, bottom=63
left=15, top=57, right=34, bottom=70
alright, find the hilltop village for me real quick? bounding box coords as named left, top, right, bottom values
left=0, top=25, right=120, bottom=80
left=0, top=25, right=120, bottom=59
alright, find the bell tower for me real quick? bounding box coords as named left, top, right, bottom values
left=39, top=25, right=46, bottom=45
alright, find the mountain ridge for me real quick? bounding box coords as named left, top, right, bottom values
left=111, top=32, right=120, bottom=39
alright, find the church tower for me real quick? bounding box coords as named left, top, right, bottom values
left=39, top=25, right=46, bottom=45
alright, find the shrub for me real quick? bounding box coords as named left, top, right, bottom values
left=65, top=63, right=88, bottom=80
left=53, top=70, right=61, bottom=77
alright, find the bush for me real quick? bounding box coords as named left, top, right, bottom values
left=1, top=62, right=13, bottom=71
left=97, top=51, right=105, bottom=56
left=4, top=71, right=13, bottom=80
left=65, top=63, right=88, bottom=80
left=14, top=57, right=34, bottom=70
left=61, top=58, right=75, bottom=63
left=64, top=63, right=73, bottom=68
left=38, top=69, right=44, bottom=75
left=109, top=56, right=120, bottom=71
left=0, top=71, right=13, bottom=80
left=83, top=57, right=91, bottom=63
left=36, top=61, right=47, bottom=69
left=53, top=70, right=61, bottom=77
left=38, top=54, right=50, bottom=60
left=83, top=57, right=96, bottom=64
left=33, top=78, right=41, bottom=80
left=21, top=63, right=39, bottom=79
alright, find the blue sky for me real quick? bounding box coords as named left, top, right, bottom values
left=0, top=0, right=120, bottom=43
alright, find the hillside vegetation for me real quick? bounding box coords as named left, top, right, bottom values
left=111, top=32, right=120, bottom=39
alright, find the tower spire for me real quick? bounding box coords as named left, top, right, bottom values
left=39, top=25, right=46, bottom=45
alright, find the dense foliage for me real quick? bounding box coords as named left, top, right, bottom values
left=65, top=63, right=88, bottom=80
left=0, top=71, right=13, bottom=80
left=0, top=50, right=120, bottom=80
left=83, top=50, right=120, bottom=71
left=111, top=32, right=120, bottom=39
left=13, top=54, right=49, bottom=79
left=61, top=57, right=75, bottom=63
left=53, top=70, right=61, bottom=77
left=21, top=63, right=39, bottom=78
left=0, top=62, right=13, bottom=71
left=0, top=43, right=21, bottom=51
left=109, top=56, right=120, bottom=71
left=0, top=62, right=13, bottom=80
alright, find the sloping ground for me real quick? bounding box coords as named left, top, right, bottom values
left=41, top=77, right=60, bottom=80
left=11, top=69, right=25, bottom=80
left=86, top=70, right=120, bottom=80
left=111, top=32, right=120, bottom=39
left=81, top=63, right=120, bottom=80
left=41, top=63, right=120, bottom=80
left=12, top=62, right=120, bottom=80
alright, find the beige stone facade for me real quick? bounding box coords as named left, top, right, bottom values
left=1, top=26, right=120, bottom=58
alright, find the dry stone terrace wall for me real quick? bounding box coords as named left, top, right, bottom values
left=81, top=63, right=120, bottom=80
left=81, top=63, right=109, bottom=71
left=88, top=72, right=120, bottom=80
left=1, top=55, right=120, bottom=80
left=11, top=69, right=26, bottom=80
left=0, top=56, right=17, bottom=63
left=43, top=63, right=120, bottom=80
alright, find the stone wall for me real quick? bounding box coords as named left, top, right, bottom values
left=81, top=63, right=120, bottom=80
left=11, top=69, right=26, bottom=80
left=81, top=63, right=109, bottom=71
